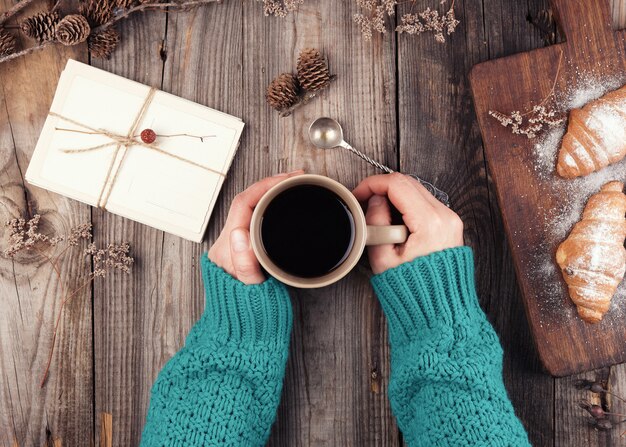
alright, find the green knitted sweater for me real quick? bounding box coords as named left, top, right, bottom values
left=141, top=247, right=530, bottom=446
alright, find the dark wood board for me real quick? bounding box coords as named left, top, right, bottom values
left=470, top=0, right=626, bottom=376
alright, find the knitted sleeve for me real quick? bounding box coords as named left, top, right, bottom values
left=371, top=247, right=530, bottom=447
left=140, top=254, right=292, bottom=447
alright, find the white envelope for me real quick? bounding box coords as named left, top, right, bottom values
left=26, top=59, right=244, bottom=242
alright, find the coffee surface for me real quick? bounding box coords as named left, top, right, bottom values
left=260, top=185, right=355, bottom=278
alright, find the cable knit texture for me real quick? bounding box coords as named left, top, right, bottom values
left=140, top=255, right=292, bottom=447
left=372, top=246, right=530, bottom=447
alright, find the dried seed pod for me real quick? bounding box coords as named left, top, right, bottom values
left=296, top=48, right=331, bottom=92
left=88, top=28, right=119, bottom=59
left=0, top=28, right=16, bottom=57
left=574, top=379, right=592, bottom=390
left=590, top=383, right=605, bottom=394
left=266, top=73, right=300, bottom=111
left=20, top=11, right=60, bottom=43
left=55, top=14, right=91, bottom=46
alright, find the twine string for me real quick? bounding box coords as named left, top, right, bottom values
left=48, top=87, right=225, bottom=209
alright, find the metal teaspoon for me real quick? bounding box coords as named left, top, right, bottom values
left=308, top=117, right=450, bottom=207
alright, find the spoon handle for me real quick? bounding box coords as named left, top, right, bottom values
left=340, top=141, right=393, bottom=174
left=339, top=141, right=450, bottom=207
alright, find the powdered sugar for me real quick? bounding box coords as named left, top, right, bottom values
left=521, top=75, right=626, bottom=324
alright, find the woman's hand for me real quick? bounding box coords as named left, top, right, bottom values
left=353, top=173, right=464, bottom=274
left=208, top=171, right=304, bottom=284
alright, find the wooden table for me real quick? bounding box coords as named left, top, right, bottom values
left=2, top=1, right=626, bottom=446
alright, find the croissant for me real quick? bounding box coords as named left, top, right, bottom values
left=556, top=84, right=626, bottom=178
left=556, top=181, right=626, bottom=323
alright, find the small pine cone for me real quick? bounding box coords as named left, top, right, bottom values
left=296, top=48, right=331, bottom=92
left=55, top=14, right=91, bottom=46
left=0, top=28, right=16, bottom=57
left=266, top=73, right=300, bottom=111
left=79, top=0, right=113, bottom=27
left=114, top=0, right=137, bottom=9
left=88, top=28, right=119, bottom=59
left=20, top=11, right=60, bottom=43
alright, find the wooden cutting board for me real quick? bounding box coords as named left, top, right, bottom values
left=470, top=0, right=626, bottom=376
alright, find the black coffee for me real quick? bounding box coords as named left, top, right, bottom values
left=260, top=184, right=355, bottom=278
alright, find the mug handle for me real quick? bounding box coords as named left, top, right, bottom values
left=365, top=225, right=409, bottom=246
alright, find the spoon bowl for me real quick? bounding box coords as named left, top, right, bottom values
left=306, top=116, right=450, bottom=207
left=308, top=117, right=345, bottom=149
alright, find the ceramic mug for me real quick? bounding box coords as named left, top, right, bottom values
left=250, top=174, right=408, bottom=288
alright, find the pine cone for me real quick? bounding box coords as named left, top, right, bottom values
left=88, top=28, right=119, bottom=59
left=0, top=28, right=16, bottom=57
left=296, top=48, right=331, bottom=92
left=266, top=73, right=300, bottom=111
left=20, top=11, right=60, bottom=43
left=55, top=14, right=90, bottom=46
left=79, top=0, right=113, bottom=27
left=114, top=0, right=137, bottom=9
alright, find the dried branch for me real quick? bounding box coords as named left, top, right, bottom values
left=0, top=0, right=37, bottom=26
left=0, top=41, right=51, bottom=65
left=92, top=0, right=222, bottom=33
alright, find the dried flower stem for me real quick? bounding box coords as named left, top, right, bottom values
left=520, top=48, right=563, bottom=117
left=0, top=0, right=36, bottom=26
left=33, top=246, right=67, bottom=304
left=607, top=390, right=626, bottom=404
left=40, top=277, right=94, bottom=388
left=92, top=0, right=222, bottom=33
left=488, top=49, right=565, bottom=139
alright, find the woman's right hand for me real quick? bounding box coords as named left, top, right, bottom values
left=353, top=173, right=464, bottom=275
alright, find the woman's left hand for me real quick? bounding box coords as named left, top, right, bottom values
left=208, top=170, right=304, bottom=284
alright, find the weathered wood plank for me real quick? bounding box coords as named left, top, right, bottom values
left=397, top=0, right=555, bottom=445
left=1, top=1, right=626, bottom=446
left=0, top=4, right=92, bottom=445
left=89, top=13, right=168, bottom=446
left=555, top=368, right=612, bottom=446
left=239, top=1, right=399, bottom=445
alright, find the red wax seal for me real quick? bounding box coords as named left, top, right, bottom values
left=140, top=128, right=157, bottom=144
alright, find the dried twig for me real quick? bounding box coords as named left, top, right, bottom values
left=92, top=0, right=222, bottom=33
left=0, top=0, right=37, bottom=26
left=0, top=41, right=52, bottom=65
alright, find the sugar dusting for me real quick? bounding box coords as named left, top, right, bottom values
left=520, top=73, right=626, bottom=327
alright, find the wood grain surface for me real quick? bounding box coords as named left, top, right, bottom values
left=2, top=0, right=626, bottom=446
left=470, top=0, right=626, bottom=378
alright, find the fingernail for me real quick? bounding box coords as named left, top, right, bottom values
left=231, top=229, right=249, bottom=252
left=369, top=195, right=384, bottom=206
